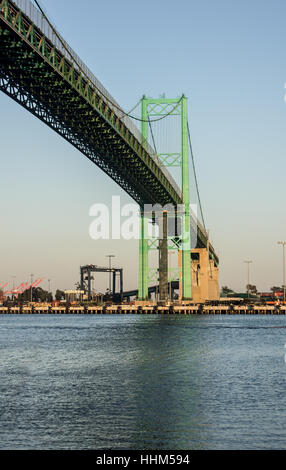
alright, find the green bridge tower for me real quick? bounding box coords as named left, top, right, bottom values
left=138, top=95, right=192, bottom=301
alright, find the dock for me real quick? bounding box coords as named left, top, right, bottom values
left=0, top=304, right=285, bottom=315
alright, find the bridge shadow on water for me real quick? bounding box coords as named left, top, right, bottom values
left=116, top=315, right=208, bottom=450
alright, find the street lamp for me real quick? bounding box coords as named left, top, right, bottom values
left=243, top=260, right=252, bottom=298
left=106, top=255, right=115, bottom=293
left=277, top=241, right=286, bottom=304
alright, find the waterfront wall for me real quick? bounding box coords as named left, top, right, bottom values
left=0, top=305, right=285, bottom=315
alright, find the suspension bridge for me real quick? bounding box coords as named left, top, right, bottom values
left=0, top=0, right=219, bottom=302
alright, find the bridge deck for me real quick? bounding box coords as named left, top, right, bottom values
left=0, top=0, right=218, bottom=264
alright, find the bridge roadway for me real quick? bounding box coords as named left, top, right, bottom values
left=0, top=0, right=218, bottom=265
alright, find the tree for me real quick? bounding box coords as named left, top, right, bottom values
left=33, top=287, right=46, bottom=302
left=19, top=288, right=32, bottom=303
left=247, top=284, right=257, bottom=295
left=55, top=289, right=65, bottom=301
left=221, top=286, right=234, bottom=296
left=270, top=286, right=281, bottom=293
left=18, top=286, right=51, bottom=303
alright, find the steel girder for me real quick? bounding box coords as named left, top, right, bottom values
left=0, top=0, right=219, bottom=266
left=0, top=1, right=181, bottom=207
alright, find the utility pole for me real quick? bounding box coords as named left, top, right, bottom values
left=106, top=255, right=115, bottom=293
left=244, top=261, right=252, bottom=298
left=278, top=241, right=286, bottom=304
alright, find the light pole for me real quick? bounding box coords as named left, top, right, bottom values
left=106, top=255, right=115, bottom=293
left=278, top=241, right=286, bottom=304
left=244, top=261, right=252, bottom=298
left=11, top=275, right=16, bottom=300
left=48, top=279, right=51, bottom=301
left=30, top=274, right=34, bottom=303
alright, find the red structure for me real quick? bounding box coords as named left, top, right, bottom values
left=2, top=278, right=44, bottom=296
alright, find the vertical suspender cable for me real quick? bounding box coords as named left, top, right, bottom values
left=187, top=121, right=206, bottom=231
left=187, top=121, right=214, bottom=277
left=148, top=117, right=158, bottom=156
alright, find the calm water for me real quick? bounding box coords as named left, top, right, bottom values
left=0, top=314, right=286, bottom=450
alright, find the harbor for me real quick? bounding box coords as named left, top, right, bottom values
left=1, top=0, right=286, bottom=455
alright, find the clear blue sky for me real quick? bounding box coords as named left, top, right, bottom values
left=1, top=0, right=286, bottom=294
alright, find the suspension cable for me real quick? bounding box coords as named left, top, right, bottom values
left=126, top=97, right=183, bottom=123
left=187, top=121, right=213, bottom=276
left=148, top=117, right=158, bottom=155
left=187, top=121, right=206, bottom=231
left=124, top=99, right=141, bottom=117
left=33, top=0, right=182, bottom=123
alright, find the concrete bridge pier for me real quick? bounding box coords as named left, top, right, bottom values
left=178, top=248, right=219, bottom=302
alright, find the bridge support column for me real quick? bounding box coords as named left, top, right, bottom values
left=138, top=211, right=149, bottom=300
left=180, top=209, right=192, bottom=300
left=139, top=94, right=193, bottom=302
left=138, top=96, right=150, bottom=301
left=159, top=211, right=168, bottom=300
left=112, top=270, right=116, bottom=298
left=180, top=95, right=192, bottom=300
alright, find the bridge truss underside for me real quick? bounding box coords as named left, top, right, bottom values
left=0, top=1, right=182, bottom=208
left=0, top=0, right=219, bottom=302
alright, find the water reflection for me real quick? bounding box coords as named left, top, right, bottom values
left=0, top=315, right=286, bottom=449
left=123, top=316, right=209, bottom=449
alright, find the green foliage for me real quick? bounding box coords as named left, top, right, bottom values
left=55, top=289, right=65, bottom=301
left=247, top=284, right=257, bottom=295
left=221, top=286, right=234, bottom=295
left=270, top=286, right=281, bottom=292
left=19, top=287, right=53, bottom=302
